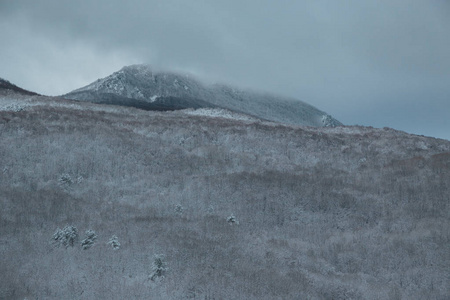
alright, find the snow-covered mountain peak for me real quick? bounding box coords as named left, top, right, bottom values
left=64, top=65, right=342, bottom=127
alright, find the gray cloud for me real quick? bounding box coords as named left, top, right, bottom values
left=1, top=0, right=449, bottom=139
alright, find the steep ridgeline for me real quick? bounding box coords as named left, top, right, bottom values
left=0, top=78, right=39, bottom=96
left=63, top=64, right=341, bottom=127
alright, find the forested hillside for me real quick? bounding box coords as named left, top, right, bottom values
left=1, top=93, right=449, bottom=299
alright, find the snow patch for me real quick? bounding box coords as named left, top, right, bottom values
left=416, top=141, right=429, bottom=150
left=184, top=108, right=257, bottom=122
left=0, top=97, right=30, bottom=111
left=150, top=95, right=159, bottom=102
left=2, top=103, right=26, bottom=112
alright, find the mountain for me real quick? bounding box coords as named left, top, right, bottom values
left=1, top=89, right=449, bottom=299
left=0, top=77, right=39, bottom=96
left=63, top=64, right=341, bottom=127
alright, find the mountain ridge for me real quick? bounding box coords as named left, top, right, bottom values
left=0, top=77, right=39, bottom=96
left=64, top=64, right=342, bottom=127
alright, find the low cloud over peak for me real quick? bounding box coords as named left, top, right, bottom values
left=1, top=0, right=449, bottom=139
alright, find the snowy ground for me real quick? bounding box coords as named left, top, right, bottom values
left=182, top=108, right=259, bottom=122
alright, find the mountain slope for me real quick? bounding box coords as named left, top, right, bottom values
left=0, top=77, right=39, bottom=96
left=63, top=64, right=341, bottom=127
left=1, top=92, right=449, bottom=299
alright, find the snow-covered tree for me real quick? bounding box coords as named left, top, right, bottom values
left=58, top=173, right=73, bottom=186
left=81, top=229, right=97, bottom=250
left=150, top=254, right=168, bottom=281
left=174, top=204, right=184, bottom=215
left=206, top=204, right=215, bottom=215
left=227, top=214, right=239, bottom=225
left=53, top=225, right=78, bottom=248
left=76, top=175, right=84, bottom=184
left=321, top=114, right=339, bottom=127
left=107, top=235, right=120, bottom=250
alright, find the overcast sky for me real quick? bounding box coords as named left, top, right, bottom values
left=1, top=0, right=449, bottom=140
